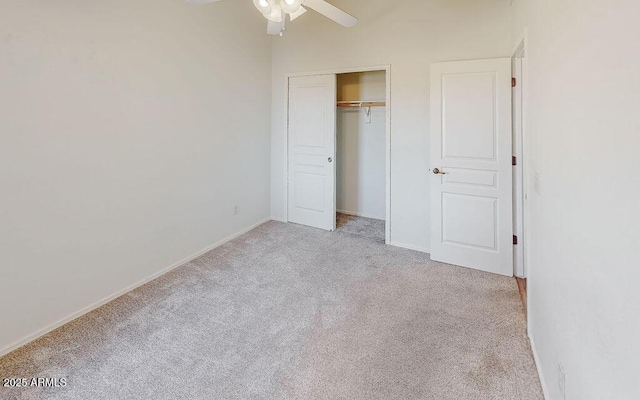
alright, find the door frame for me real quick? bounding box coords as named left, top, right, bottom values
left=283, top=65, right=392, bottom=243
left=512, top=39, right=528, bottom=278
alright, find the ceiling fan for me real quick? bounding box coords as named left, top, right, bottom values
left=186, top=0, right=358, bottom=36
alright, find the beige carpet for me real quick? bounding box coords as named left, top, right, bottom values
left=336, top=213, right=385, bottom=243
left=0, top=218, right=542, bottom=400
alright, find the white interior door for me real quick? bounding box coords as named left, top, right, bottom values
left=429, top=59, right=513, bottom=276
left=288, top=74, right=337, bottom=231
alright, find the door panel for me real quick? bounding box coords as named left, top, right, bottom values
left=442, top=74, right=497, bottom=160
left=288, top=75, right=336, bottom=231
left=430, top=59, right=513, bottom=276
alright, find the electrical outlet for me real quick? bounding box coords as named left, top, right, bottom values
left=533, top=172, right=541, bottom=195
left=233, top=206, right=239, bottom=215
left=558, top=362, right=566, bottom=400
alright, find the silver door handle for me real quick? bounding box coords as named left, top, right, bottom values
left=433, top=168, right=447, bottom=175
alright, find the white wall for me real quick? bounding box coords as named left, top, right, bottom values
left=511, top=0, right=640, bottom=399
left=270, top=0, right=512, bottom=251
left=0, top=0, right=272, bottom=355
left=337, top=72, right=386, bottom=220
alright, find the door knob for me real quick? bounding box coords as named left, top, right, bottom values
left=433, top=168, right=447, bottom=175
left=328, top=157, right=333, bottom=163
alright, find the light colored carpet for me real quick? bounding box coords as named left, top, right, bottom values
left=0, top=219, right=542, bottom=400
left=336, top=213, right=385, bottom=243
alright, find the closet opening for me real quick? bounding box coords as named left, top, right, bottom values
left=335, top=71, right=387, bottom=243
left=285, top=65, right=390, bottom=244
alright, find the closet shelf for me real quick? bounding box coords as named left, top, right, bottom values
left=337, top=101, right=386, bottom=108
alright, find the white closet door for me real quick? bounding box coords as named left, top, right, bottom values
left=288, top=74, right=337, bottom=231
left=429, top=59, right=513, bottom=276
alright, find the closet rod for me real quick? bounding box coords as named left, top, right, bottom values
left=337, top=101, right=386, bottom=108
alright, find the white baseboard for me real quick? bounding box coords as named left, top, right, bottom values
left=337, top=209, right=385, bottom=221
left=529, top=333, right=550, bottom=400
left=0, top=218, right=271, bottom=358
left=388, top=241, right=430, bottom=254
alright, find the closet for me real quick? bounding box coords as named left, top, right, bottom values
left=336, top=71, right=387, bottom=223
left=286, top=69, right=388, bottom=238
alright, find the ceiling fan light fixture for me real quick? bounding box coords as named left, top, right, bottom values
left=280, top=0, right=303, bottom=14
left=253, top=0, right=284, bottom=21
left=187, top=0, right=357, bottom=36
left=264, top=3, right=283, bottom=22
left=252, top=0, right=272, bottom=15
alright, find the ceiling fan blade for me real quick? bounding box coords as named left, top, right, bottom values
left=289, top=6, right=307, bottom=21
left=267, top=19, right=285, bottom=35
left=185, top=0, right=224, bottom=4
left=303, top=0, right=357, bottom=28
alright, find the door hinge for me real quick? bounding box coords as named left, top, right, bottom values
left=512, top=156, right=517, bottom=166
left=513, top=235, right=518, bottom=245
left=512, top=77, right=517, bottom=87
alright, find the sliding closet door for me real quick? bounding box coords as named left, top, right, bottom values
left=287, top=74, right=337, bottom=231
